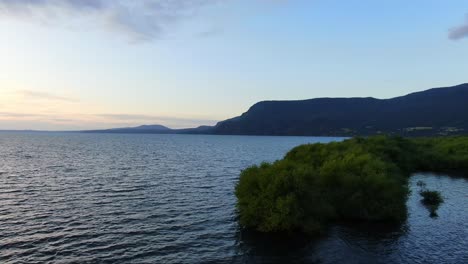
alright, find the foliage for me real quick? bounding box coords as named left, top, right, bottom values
left=235, top=136, right=468, bottom=234
left=419, top=190, right=444, bottom=205
left=416, top=180, right=444, bottom=217
left=412, top=136, right=468, bottom=172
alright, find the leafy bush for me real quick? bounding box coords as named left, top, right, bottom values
left=235, top=136, right=468, bottom=234
left=416, top=180, right=444, bottom=217
left=420, top=190, right=443, bottom=205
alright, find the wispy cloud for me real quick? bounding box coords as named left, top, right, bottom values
left=0, top=0, right=225, bottom=41
left=0, top=89, right=219, bottom=129
left=18, top=89, right=78, bottom=102
left=196, top=27, right=224, bottom=38
left=0, top=111, right=218, bottom=130
left=0, top=111, right=42, bottom=118
left=449, top=14, right=468, bottom=40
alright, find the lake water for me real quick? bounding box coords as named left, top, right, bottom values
left=0, top=133, right=467, bottom=263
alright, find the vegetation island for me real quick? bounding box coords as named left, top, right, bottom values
left=235, top=136, right=468, bottom=234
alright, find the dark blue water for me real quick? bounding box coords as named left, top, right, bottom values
left=0, top=133, right=467, bottom=263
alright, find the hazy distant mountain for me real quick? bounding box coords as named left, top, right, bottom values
left=212, top=83, right=468, bottom=136
left=83, top=124, right=214, bottom=135
left=84, top=124, right=173, bottom=134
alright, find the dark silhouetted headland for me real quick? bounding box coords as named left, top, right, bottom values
left=213, top=83, right=468, bottom=136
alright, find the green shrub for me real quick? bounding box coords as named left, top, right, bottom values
left=420, top=190, right=443, bottom=205
left=236, top=136, right=468, bottom=235
left=419, top=190, right=444, bottom=217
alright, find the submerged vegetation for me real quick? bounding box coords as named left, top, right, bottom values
left=420, top=190, right=444, bottom=205
left=420, top=190, right=444, bottom=217
left=417, top=180, right=444, bottom=217
left=235, top=136, right=468, bottom=234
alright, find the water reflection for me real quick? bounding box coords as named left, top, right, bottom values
left=234, top=173, right=467, bottom=264
left=0, top=133, right=466, bottom=263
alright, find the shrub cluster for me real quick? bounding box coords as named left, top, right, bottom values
left=412, top=137, right=468, bottom=172
left=235, top=136, right=468, bottom=234
left=420, top=190, right=444, bottom=205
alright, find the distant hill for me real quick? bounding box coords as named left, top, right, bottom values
left=212, top=83, right=468, bottom=136
left=83, top=124, right=213, bottom=135
left=84, top=124, right=173, bottom=134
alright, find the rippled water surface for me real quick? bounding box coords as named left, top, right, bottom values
left=0, top=133, right=467, bottom=263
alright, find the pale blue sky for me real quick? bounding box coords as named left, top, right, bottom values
left=0, top=0, right=467, bottom=130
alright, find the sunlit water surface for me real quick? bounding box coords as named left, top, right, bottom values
left=0, top=133, right=467, bottom=263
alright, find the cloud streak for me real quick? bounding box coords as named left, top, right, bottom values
left=0, top=0, right=224, bottom=41
left=18, top=90, right=78, bottom=102
left=0, top=111, right=218, bottom=130
left=449, top=14, right=468, bottom=40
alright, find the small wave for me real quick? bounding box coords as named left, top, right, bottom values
left=0, top=134, right=466, bottom=263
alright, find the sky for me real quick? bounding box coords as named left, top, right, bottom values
left=0, top=0, right=467, bottom=130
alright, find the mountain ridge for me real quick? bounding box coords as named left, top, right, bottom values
left=212, top=83, right=468, bottom=136
left=78, top=83, right=468, bottom=137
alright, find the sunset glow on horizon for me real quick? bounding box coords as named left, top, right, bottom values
left=1, top=0, right=468, bottom=130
